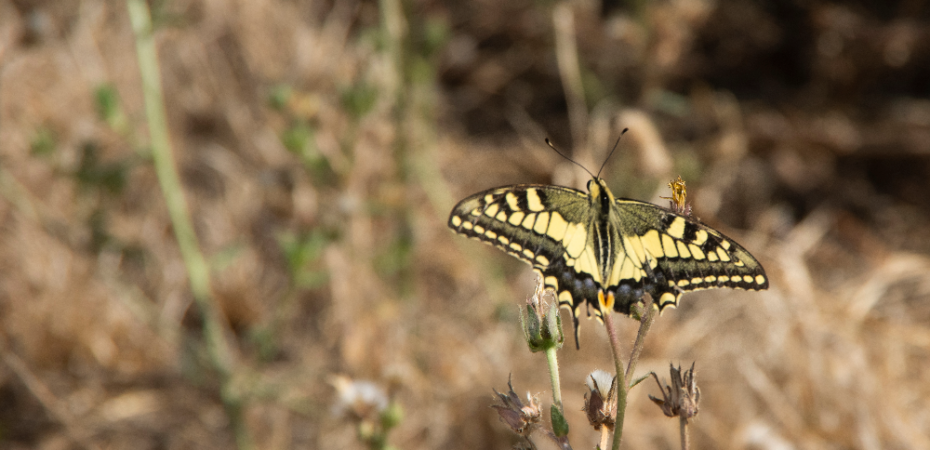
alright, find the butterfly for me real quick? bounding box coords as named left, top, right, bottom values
left=449, top=171, right=768, bottom=347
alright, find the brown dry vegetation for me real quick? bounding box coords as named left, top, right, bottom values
left=2, top=0, right=930, bottom=449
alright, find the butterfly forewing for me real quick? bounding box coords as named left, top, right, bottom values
left=448, top=185, right=590, bottom=269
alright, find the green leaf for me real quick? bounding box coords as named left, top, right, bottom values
left=550, top=404, right=569, bottom=437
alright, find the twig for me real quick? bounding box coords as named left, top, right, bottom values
left=601, top=310, right=626, bottom=450
left=625, top=296, right=656, bottom=382
left=603, top=296, right=657, bottom=450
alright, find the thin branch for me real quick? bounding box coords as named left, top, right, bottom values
left=625, top=296, right=656, bottom=383
left=601, top=311, right=626, bottom=450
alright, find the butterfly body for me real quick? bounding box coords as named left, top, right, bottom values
left=448, top=177, right=768, bottom=346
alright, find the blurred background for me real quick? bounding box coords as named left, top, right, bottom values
left=1, top=0, right=930, bottom=449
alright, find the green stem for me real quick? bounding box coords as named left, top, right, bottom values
left=601, top=311, right=626, bottom=450
left=545, top=346, right=563, bottom=410
left=625, top=299, right=656, bottom=383
left=125, top=0, right=222, bottom=366
left=125, top=2, right=250, bottom=449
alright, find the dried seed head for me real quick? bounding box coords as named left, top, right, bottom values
left=491, top=376, right=542, bottom=437
left=582, top=369, right=617, bottom=431
left=648, top=362, right=701, bottom=422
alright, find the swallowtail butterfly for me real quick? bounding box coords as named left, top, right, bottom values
left=449, top=171, right=768, bottom=346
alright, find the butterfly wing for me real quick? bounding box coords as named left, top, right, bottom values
left=608, top=198, right=769, bottom=313
left=448, top=184, right=599, bottom=340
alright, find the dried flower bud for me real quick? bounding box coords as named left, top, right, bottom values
left=521, top=278, right=564, bottom=352
left=582, top=369, right=617, bottom=431
left=649, top=363, right=701, bottom=422
left=330, top=375, right=389, bottom=421
left=491, top=376, right=542, bottom=437
left=661, top=175, right=692, bottom=216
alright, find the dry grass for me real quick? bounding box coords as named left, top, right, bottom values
left=1, top=0, right=930, bottom=449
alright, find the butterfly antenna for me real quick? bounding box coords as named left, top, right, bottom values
left=545, top=138, right=595, bottom=179
left=596, top=128, right=628, bottom=179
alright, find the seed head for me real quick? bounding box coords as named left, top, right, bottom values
left=491, top=376, right=542, bottom=437
left=649, top=363, right=701, bottom=422
left=582, top=369, right=617, bottom=431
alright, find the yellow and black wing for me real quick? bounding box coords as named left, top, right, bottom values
left=448, top=184, right=592, bottom=275
left=607, top=198, right=768, bottom=313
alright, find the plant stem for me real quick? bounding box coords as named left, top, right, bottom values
left=680, top=415, right=689, bottom=450
left=625, top=298, right=656, bottom=382
left=598, top=427, right=610, bottom=450
left=604, top=297, right=657, bottom=450
left=601, top=311, right=626, bottom=450
left=545, top=346, right=563, bottom=410
left=125, top=0, right=231, bottom=372
left=125, top=1, right=250, bottom=449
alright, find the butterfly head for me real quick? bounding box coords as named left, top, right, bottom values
left=586, top=177, right=616, bottom=213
